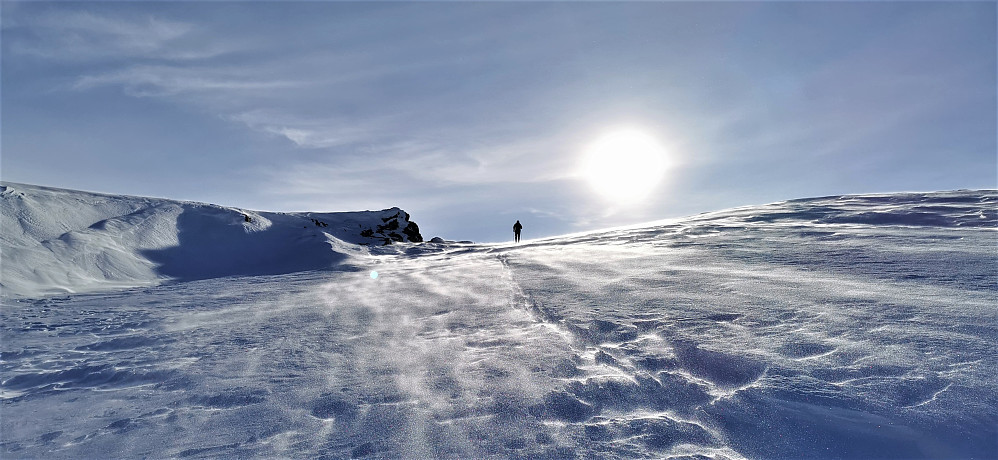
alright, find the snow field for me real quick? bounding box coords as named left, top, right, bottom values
left=2, top=251, right=599, bottom=458
left=2, top=187, right=996, bottom=458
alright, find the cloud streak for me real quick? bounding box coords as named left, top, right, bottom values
left=73, top=65, right=301, bottom=97
left=6, top=9, right=234, bottom=61
left=228, top=110, right=405, bottom=150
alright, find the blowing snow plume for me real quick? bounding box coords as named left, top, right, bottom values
left=0, top=183, right=422, bottom=298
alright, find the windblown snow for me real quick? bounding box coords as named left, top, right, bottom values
left=1, top=183, right=995, bottom=459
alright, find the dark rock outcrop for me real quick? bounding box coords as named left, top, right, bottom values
left=402, top=222, right=422, bottom=242
left=356, top=208, right=423, bottom=245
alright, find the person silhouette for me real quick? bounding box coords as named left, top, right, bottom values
left=513, top=220, right=522, bottom=243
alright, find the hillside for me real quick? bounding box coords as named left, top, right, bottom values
left=1, top=187, right=995, bottom=459
left=0, top=183, right=422, bottom=298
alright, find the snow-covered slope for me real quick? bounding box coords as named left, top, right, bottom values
left=1, top=188, right=995, bottom=459
left=0, top=183, right=422, bottom=298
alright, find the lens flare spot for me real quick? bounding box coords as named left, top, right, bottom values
left=370, top=270, right=379, bottom=279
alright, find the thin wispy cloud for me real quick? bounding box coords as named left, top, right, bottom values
left=6, top=9, right=233, bottom=61
left=229, top=110, right=404, bottom=150
left=72, top=65, right=301, bottom=97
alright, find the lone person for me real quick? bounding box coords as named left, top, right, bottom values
left=513, top=220, right=523, bottom=243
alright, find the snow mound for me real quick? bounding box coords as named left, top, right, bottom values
left=0, top=183, right=422, bottom=298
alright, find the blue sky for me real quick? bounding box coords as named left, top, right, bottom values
left=2, top=2, right=995, bottom=242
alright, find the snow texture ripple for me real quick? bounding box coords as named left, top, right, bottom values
left=1, top=186, right=996, bottom=459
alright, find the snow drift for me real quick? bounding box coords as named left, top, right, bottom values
left=0, top=183, right=422, bottom=298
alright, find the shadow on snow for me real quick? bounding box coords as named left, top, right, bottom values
left=142, top=207, right=347, bottom=282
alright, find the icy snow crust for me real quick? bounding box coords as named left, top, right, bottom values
left=2, top=187, right=996, bottom=459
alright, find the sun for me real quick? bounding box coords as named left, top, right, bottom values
left=582, top=129, right=668, bottom=203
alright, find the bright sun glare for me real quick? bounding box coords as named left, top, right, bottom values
left=582, top=129, right=668, bottom=203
